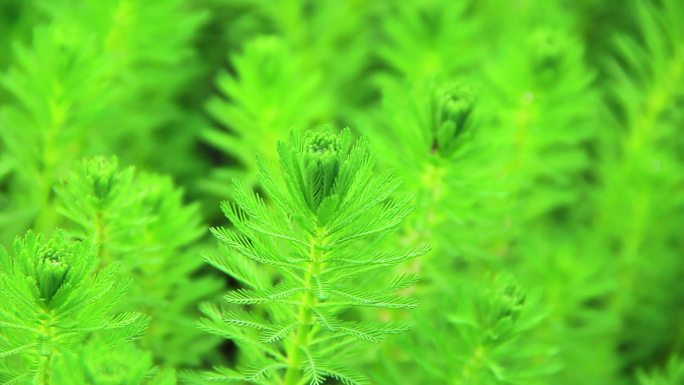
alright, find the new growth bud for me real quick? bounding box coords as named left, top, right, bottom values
left=303, top=129, right=342, bottom=210
left=531, top=29, right=565, bottom=79
left=493, top=278, right=527, bottom=322
left=86, top=156, right=121, bottom=203
left=434, top=83, right=475, bottom=156
left=475, top=274, right=528, bottom=336
left=35, top=241, right=71, bottom=304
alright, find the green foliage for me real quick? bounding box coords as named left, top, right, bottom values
left=375, top=276, right=553, bottom=385
left=203, top=36, right=330, bottom=197
left=637, top=357, right=684, bottom=385
left=1, top=0, right=683, bottom=383
left=0, top=0, right=39, bottom=78
left=363, top=78, right=508, bottom=267
left=597, top=0, right=684, bottom=373
left=0, top=0, right=207, bottom=242
left=37, top=0, right=208, bottom=173
left=378, top=0, right=482, bottom=80
left=51, top=341, right=177, bottom=385
left=361, top=67, right=547, bottom=385
left=481, top=26, right=597, bottom=224
left=197, top=128, right=429, bottom=384
left=0, top=231, right=149, bottom=384
left=0, top=24, right=112, bottom=238
left=54, top=156, right=223, bottom=366
left=201, top=0, right=377, bottom=203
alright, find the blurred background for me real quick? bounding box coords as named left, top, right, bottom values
left=0, top=0, right=683, bottom=384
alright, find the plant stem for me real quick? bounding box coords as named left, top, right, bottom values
left=38, top=313, right=54, bottom=385
left=282, top=230, right=323, bottom=385
left=94, top=211, right=109, bottom=265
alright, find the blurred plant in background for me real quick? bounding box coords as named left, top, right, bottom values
left=0, top=0, right=683, bottom=384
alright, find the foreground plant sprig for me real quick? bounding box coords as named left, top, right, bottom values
left=0, top=231, right=147, bottom=384
left=53, top=156, right=222, bottom=366
left=197, top=127, right=429, bottom=385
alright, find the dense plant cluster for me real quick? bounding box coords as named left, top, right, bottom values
left=0, top=0, right=683, bottom=384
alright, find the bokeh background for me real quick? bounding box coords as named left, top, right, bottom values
left=1, top=0, right=683, bottom=384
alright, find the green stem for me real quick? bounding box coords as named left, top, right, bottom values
left=403, top=160, right=444, bottom=280
left=282, top=230, right=323, bottom=385
left=455, top=344, right=485, bottom=384
left=607, top=46, right=683, bottom=312
left=37, top=313, right=54, bottom=385
left=94, top=211, right=109, bottom=265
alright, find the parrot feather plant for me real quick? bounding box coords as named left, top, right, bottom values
left=53, top=157, right=223, bottom=367
left=0, top=0, right=683, bottom=384
left=193, top=127, right=429, bottom=385
left=596, top=0, right=684, bottom=377
left=0, top=231, right=153, bottom=384
left=0, top=0, right=206, bottom=243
